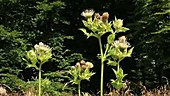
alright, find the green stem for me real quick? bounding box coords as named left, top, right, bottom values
left=38, top=65, right=42, bottom=96
left=117, top=60, right=120, bottom=71
left=78, top=81, right=81, bottom=96
left=98, top=37, right=104, bottom=96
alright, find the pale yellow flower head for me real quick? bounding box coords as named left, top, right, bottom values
left=80, top=60, right=86, bottom=65
left=0, top=86, right=7, bottom=95
left=34, top=42, right=52, bottom=63
left=119, top=36, right=126, bottom=43
left=116, top=19, right=123, bottom=28
left=113, top=17, right=123, bottom=29
left=34, top=42, right=51, bottom=53
left=81, top=9, right=95, bottom=18
left=114, top=36, right=130, bottom=49
left=75, top=60, right=94, bottom=70
left=75, top=62, right=81, bottom=67
left=86, top=61, right=94, bottom=68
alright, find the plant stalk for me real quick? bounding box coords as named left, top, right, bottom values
left=38, top=65, right=42, bottom=96
left=78, top=81, right=81, bottom=96
left=98, top=38, right=104, bottom=96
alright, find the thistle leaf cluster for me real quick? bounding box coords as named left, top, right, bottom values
left=24, top=42, right=52, bottom=69
left=68, top=60, right=95, bottom=85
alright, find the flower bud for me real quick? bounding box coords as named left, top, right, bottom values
left=26, top=50, right=37, bottom=64
left=75, top=62, right=81, bottom=67
left=118, top=43, right=129, bottom=49
left=71, top=66, right=75, bottom=69
left=34, top=42, right=52, bottom=63
left=113, top=18, right=123, bottom=29
left=86, top=62, right=94, bottom=68
left=81, top=64, right=88, bottom=70
left=95, top=13, right=101, bottom=20
left=113, top=36, right=130, bottom=50
left=80, top=60, right=86, bottom=65
left=102, top=12, right=109, bottom=21
left=118, top=36, right=126, bottom=43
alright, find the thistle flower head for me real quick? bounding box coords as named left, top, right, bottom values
left=81, top=9, right=95, bottom=18
left=95, top=13, right=101, bottom=20
left=80, top=60, right=86, bottom=65
left=75, top=60, right=94, bottom=70
left=34, top=42, right=51, bottom=53
left=114, top=36, right=130, bottom=49
left=86, top=62, right=94, bottom=68
left=75, top=62, right=81, bottom=67
left=113, top=17, right=123, bottom=29
left=119, top=36, right=126, bottom=43
left=34, top=42, right=52, bottom=63
left=102, top=12, right=109, bottom=21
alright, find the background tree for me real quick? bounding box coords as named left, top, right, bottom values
left=128, top=0, right=170, bottom=88
left=0, top=0, right=81, bottom=95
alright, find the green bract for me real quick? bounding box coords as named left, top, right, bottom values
left=113, top=17, right=130, bottom=33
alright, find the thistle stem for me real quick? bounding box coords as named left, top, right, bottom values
left=98, top=37, right=104, bottom=96
left=38, top=65, right=42, bottom=96
left=78, top=81, right=81, bottom=96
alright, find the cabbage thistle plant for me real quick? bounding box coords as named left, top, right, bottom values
left=24, top=42, right=52, bottom=96
left=80, top=9, right=134, bottom=96
left=68, top=60, right=95, bottom=96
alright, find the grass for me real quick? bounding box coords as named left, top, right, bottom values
left=0, top=84, right=170, bottom=96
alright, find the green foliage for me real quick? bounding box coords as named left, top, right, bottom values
left=67, top=60, right=95, bottom=96
left=0, top=0, right=82, bottom=95
left=80, top=10, right=133, bottom=95
left=68, top=66, right=95, bottom=85
left=111, top=68, right=127, bottom=89
left=113, top=17, right=129, bottom=33
left=79, top=11, right=113, bottom=39
left=128, top=0, right=170, bottom=86
left=0, top=74, right=26, bottom=91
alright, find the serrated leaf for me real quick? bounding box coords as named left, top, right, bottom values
left=79, top=28, right=88, bottom=35
left=115, top=27, right=129, bottom=33
left=126, top=47, right=134, bottom=57
left=107, top=60, right=117, bottom=66
left=112, top=68, right=117, bottom=75
left=22, top=58, right=29, bottom=63
left=26, top=64, right=38, bottom=70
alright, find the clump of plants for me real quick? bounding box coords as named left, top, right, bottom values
left=68, top=60, right=95, bottom=96
left=24, top=42, right=52, bottom=96
left=79, top=9, right=134, bottom=96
